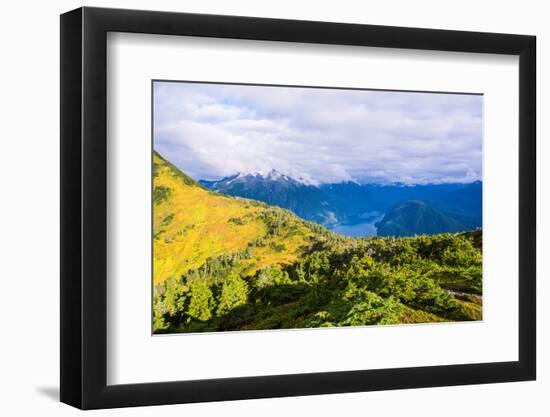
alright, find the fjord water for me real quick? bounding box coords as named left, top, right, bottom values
left=327, top=212, right=385, bottom=237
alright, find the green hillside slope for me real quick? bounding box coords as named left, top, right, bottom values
left=153, top=152, right=483, bottom=334
left=153, top=151, right=320, bottom=285
left=377, top=200, right=469, bottom=237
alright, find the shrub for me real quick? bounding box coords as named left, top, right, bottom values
left=153, top=185, right=172, bottom=205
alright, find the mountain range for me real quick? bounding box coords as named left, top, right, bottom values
left=199, top=169, right=482, bottom=237
left=200, top=170, right=338, bottom=225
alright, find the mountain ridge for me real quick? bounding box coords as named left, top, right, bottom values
left=200, top=168, right=339, bottom=226
left=198, top=168, right=482, bottom=233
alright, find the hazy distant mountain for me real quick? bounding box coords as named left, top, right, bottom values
left=199, top=170, right=482, bottom=236
left=437, top=180, right=482, bottom=216
left=321, top=182, right=481, bottom=214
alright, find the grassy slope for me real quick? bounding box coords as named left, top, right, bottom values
left=153, top=151, right=315, bottom=285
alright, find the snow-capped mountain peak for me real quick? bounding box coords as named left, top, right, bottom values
left=265, top=168, right=284, bottom=180
left=200, top=169, right=321, bottom=189
left=230, top=169, right=296, bottom=182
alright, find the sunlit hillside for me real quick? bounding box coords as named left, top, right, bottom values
left=153, top=151, right=321, bottom=285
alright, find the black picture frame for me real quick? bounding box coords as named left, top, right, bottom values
left=60, top=6, right=536, bottom=410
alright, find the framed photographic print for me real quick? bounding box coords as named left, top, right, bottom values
left=60, top=7, right=536, bottom=409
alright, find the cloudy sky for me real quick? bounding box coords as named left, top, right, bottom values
left=153, top=81, right=482, bottom=185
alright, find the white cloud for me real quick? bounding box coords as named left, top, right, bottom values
left=153, top=82, right=482, bottom=184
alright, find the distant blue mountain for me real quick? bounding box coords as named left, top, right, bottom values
left=199, top=171, right=482, bottom=236
left=320, top=181, right=481, bottom=217
left=437, top=180, right=482, bottom=216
